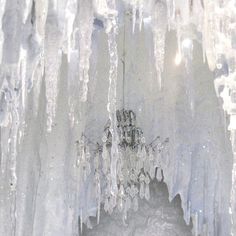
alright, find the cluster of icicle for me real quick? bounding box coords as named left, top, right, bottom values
left=1, top=0, right=236, bottom=235
left=0, top=1, right=168, bottom=234
left=76, top=109, right=168, bottom=231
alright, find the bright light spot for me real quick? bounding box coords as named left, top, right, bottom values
left=175, top=52, right=182, bottom=66
left=143, top=16, right=151, bottom=25
left=182, top=38, right=192, bottom=49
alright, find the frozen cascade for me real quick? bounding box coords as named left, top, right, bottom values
left=0, top=0, right=235, bottom=236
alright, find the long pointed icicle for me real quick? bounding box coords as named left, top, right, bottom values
left=78, top=1, right=94, bottom=102
left=105, top=0, right=119, bottom=196
left=151, top=0, right=167, bottom=89
left=65, top=0, right=78, bottom=124
left=44, top=0, right=64, bottom=131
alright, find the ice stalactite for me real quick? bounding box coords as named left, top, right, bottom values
left=44, top=0, right=66, bottom=131
left=78, top=0, right=94, bottom=103
left=31, top=0, right=48, bottom=115
left=123, top=0, right=144, bottom=33
left=66, top=0, right=79, bottom=124
left=105, top=0, right=119, bottom=197
left=165, top=0, right=174, bottom=29
left=202, top=0, right=217, bottom=71
left=138, top=0, right=144, bottom=32
left=131, top=1, right=137, bottom=33
left=151, top=0, right=167, bottom=89
left=65, top=0, right=77, bottom=61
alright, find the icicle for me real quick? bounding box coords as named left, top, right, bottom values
left=34, top=0, right=48, bottom=38
left=78, top=1, right=94, bottom=102
left=166, top=0, right=173, bottom=30
left=151, top=0, right=167, bottom=89
left=65, top=0, right=79, bottom=123
left=44, top=1, right=63, bottom=131
left=65, top=0, right=78, bottom=60
left=132, top=1, right=137, bottom=33
left=28, top=0, right=48, bottom=116
left=105, top=0, right=119, bottom=196
left=202, top=0, right=217, bottom=71
left=138, top=0, right=143, bottom=31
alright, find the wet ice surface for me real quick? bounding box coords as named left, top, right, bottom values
left=83, top=181, right=192, bottom=236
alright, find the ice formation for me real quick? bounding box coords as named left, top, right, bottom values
left=0, top=0, right=235, bottom=236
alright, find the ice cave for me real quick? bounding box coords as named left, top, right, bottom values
left=1, top=0, right=236, bottom=235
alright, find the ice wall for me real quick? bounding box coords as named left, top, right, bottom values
left=0, top=0, right=235, bottom=236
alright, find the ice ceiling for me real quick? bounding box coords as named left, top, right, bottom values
left=0, top=0, right=236, bottom=236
